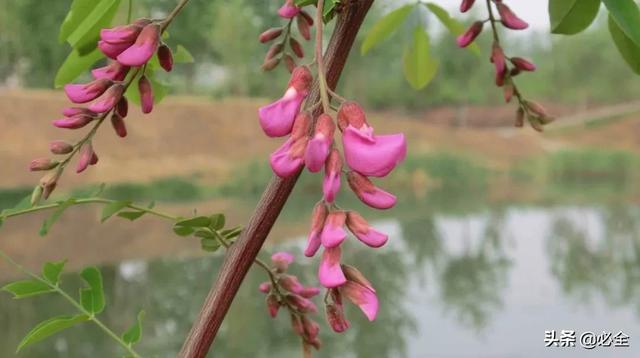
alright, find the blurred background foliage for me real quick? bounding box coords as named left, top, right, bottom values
left=1, top=0, right=638, bottom=109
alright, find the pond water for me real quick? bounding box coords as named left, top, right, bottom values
left=2, top=155, right=640, bottom=357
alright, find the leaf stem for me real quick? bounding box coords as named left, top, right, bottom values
left=0, top=251, right=142, bottom=358
left=315, top=0, right=331, bottom=114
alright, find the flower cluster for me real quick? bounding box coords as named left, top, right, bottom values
left=258, top=252, right=322, bottom=352
left=259, top=0, right=314, bottom=72
left=457, top=0, right=553, bottom=130
left=258, top=65, right=406, bottom=332
left=28, top=18, right=175, bottom=203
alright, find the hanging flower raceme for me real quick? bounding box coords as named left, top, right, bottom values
left=257, top=252, right=322, bottom=352
left=455, top=0, right=552, bottom=131
left=29, top=15, right=181, bottom=203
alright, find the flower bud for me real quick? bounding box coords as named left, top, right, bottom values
left=515, top=107, right=525, bottom=127
left=116, top=97, right=129, bottom=118
left=299, top=10, right=314, bottom=26
left=291, top=314, right=304, bottom=336
left=265, top=43, right=284, bottom=61
left=261, top=57, right=280, bottom=71
left=283, top=54, right=296, bottom=73
left=271, top=251, right=295, bottom=272
left=89, top=84, right=124, bottom=113
left=279, top=274, right=305, bottom=294
left=297, top=15, right=311, bottom=41
left=76, top=142, right=95, bottom=173
left=139, top=75, right=154, bottom=114
left=460, top=0, right=476, bottom=12
left=157, top=44, right=174, bottom=72
left=510, top=57, right=536, bottom=72
left=503, top=81, right=514, bottom=103
left=457, top=21, right=483, bottom=48
left=300, top=286, right=321, bottom=298
left=266, top=293, right=281, bottom=318
left=117, top=23, right=161, bottom=66
left=286, top=294, right=318, bottom=313
left=39, top=170, right=61, bottom=200
left=64, top=79, right=113, bottom=104
left=259, top=27, right=283, bottom=43
left=301, top=317, right=320, bottom=339
left=305, top=114, right=335, bottom=172
left=305, top=201, right=327, bottom=257
left=326, top=303, right=350, bottom=333
left=29, top=158, right=59, bottom=172
left=52, top=114, right=94, bottom=129
left=30, top=185, right=43, bottom=206
left=322, top=149, right=342, bottom=203
left=491, top=43, right=507, bottom=87
left=497, top=2, right=529, bottom=30
left=258, top=282, right=272, bottom=293
left=49, top=140, right=73, bottom=155
left=111, top=113, right=127, bottom=138
left=290, top=38, right=304, bottom=58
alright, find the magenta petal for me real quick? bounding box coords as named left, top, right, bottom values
left=100, top=26, right=140, bottom=44
left=320, top=220, right=347, bottom=249
left=270, top=138, right=304, bottom=178
left=304, top=229, right=322, bottom=257
left=343, top=125, right=407, bottom=177
left=117, top=42, right=156, bottom=66
left=278, top=2, right=301, bottom=19
left=271, top=252, right=295, bottom=267
left=98, top=40, right=130, bottom=60
left=259, top=89, right=304, bottom=137
left=354, top=228, right=388, bottom=248
left=300, top=287, right=321, bottom=298
left=305, top=136, right=330, bottom=173
left=342, top=281, right=379, bottom=321
left=64, top=83, right=106, bottom=104
left=322, top=170, right=341, bottom=203
left=359, top=187, right=397, bottom=210
left=319, top=247, right=346, bottom=288
left=258, top=282, right=271, bottom=293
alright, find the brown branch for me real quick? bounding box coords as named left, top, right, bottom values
left=178, top=1, right=375, bottom=357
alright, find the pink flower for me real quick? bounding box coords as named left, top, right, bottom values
left=302, top=316, right=320, bottom=339
left=305, top=114, right=335, bottom=172
left=322, top=149, right=342, bottom=203
left=341, top=273, right=378, bottom=321
left=320, top=211, right=347, bottom=248
left=269, top=137, right=308, bottom=178
left=278, top=0, right=301, bottom=19
left=346, top=211, right=388, bottom=248
left=279, top=274, right=305, bottom=294
left=491, top=43, right=507, bottom=86
left=111, top=114, right=127, bottom=138
left=460, top=0, right=476, bottom=12
left=347, top=171, right=397, bottom=210
left=138, top=75, right=154, bottom=114
left=100, top=21, right=147, bottom=44
left=300, top=286, right=321, bottom=298
left=319, top=246, right=347, bottom=288
left=76, top=142, right=95, bottom=173
left=305, top=202, right=327, bottom=257
left=266, top=293, right=281, bottom=317
left=117, top=23, right=161, bottom=66
left=52, top=114, right=94, bottom=129
left=457, top=21, right=483, bottom=48
left=497, top=2, right=529, bottom=30
left=339, top=102, right=406, bottom=177
left=258, top=66, right=313, bottom=137
left=89, top=84, right=124, bottom=113
left=258, top=282, right=272, bottom=293
left=510, top=57, right=536, bottom=72
left=286, top=294, right=318, bottom=313
left=64, top=79, right=113, bottom=104
left=62, top=107, right=96, bottom=117
left=157, top=44, right=174, bottom=72
left=98, top=40, right=131, bottom=60
left=92, top=62, right=130, bottom=81
left=272, top=252, right=295, bottom=272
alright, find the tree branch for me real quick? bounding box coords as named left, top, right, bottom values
left=179, top=1, right=375, bottom=357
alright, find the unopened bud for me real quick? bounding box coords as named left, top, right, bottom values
left=259, top=27, right=283, bottom=43
left=515, top=107, right=525, bottom=127
left=457, top=21, right=483, bottom=48
left=525, top=100, right=548, bottom=118
left=39, top=169, right=61, bottom=200
left=286, top=294, right=318, bottom=314
left=283, top=54, right=296, bottom=73
left=460, top=0, right=476, bottom=12
left=510, top=57, right=536, bottom=72
left=301, top=316, right=320, bottom=339
left=265, top=43, right=284, bottom=61
left=111, top=113, right=127, bottom=138
left=116, top=97, right=129, bottom=118
left=291, top=314, right=304, bottom=336
left=261, top=57, right=280, bottom=71
left=49, top=140, right=73, bottom=155
left=503, top=82, right=514, bottom=103
left=138, top=75, right=154, bottom=114
left=266, top=293, right=281, bottom=318
left=297, top=16, right=311, bottom=41
left=29, top=158, right=59, bottom=171
left=271, top=252, right=294, bottom=272
left=30, top=185, right=43, bottom=206
left=290, top=38, right=304, bottom=58
left=299, top=10, right=314, bottom=26
left=279, top=274, right=304, bottom=293
left=497, top=2, right=529, bottom=30
left=326, top=303, right=350, bottom=333
left=337, top=101, right=368, bottom=130
left=258, top=282, right=272, bottom=293
left=157, top=44, right=174, bottom=72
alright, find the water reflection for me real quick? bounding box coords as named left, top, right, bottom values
left=3, top=201, right=640, bottom=357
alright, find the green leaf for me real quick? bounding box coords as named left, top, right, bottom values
left=1, top=195, right=33, bottom=217
left=17, top=315, right=88, bottom=352
left=402, top=27, right=438, bottom=90
left=424, top=3, right=480, bottom=55
left=549, top=0, right=601, bottom=35
left=66, top=0, right=121, bottom=49
left=603, top=0, right=640, bottom=47
left=361, top=4, right=414, bottom=55
left=221, top=226, right=242, bottom=240
left=173, top=226, right=194, bottom=237
left=176, top=216, right=211, bottom=228
left=609, top=15, right=640, bottom=75
left=59, top=0, right=96, bottom=43
left=117, top=210, right=146, bottom=221
left=209, top=214, right=225, bottom=230
left=42, top=260, right=67, bottom=285
left=79, top=267, right=105, bottom=314
left=2, top=280, right=53, bottom=299
left=54, top=48, right=103, bottom=88
left=101, top=201, right=131, bottom=223
left=40, top=199, right=76, bottom=236
left=122, top=310, right=145, bottom=345
left=174, top=45, right=195, bottom=63
left=200, top=238, right=221, bottom=252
